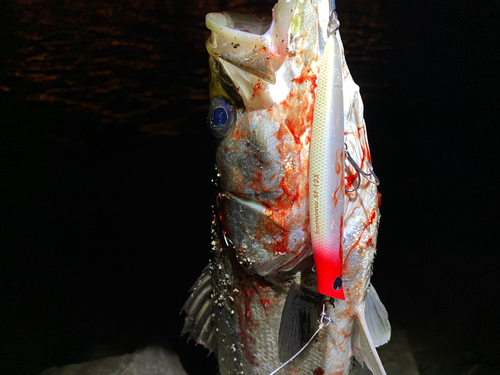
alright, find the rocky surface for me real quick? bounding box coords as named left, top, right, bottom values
left=40, top=325, right=418, bottom=375
left=40, top=347, right=188, bottom=375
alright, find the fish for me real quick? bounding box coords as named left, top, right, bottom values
left=182, top=1, right=391, bottom=374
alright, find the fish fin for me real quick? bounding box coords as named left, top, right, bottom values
left=351, top=302, right=387, bottom=375
left=278, top=288, right=323, bottom=363
left=365, top=284, right=391, bottom=347
left=181, top=264, right=217, bottom=354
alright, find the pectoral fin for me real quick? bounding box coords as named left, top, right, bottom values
left=181, top=265, right=217, bottom=353
left=351, top=284, right=390, bottom=375
left=278, top=288, right=323, bottom=363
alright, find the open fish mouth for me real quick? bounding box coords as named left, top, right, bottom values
left=206, top=12, right=272, bottom=37
left=206, top=0, right=297, bottom=85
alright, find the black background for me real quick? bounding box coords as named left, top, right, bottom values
left=1, top=0, right=498, bottom=374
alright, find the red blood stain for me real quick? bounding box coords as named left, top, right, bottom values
left=378, top=192, right=382, bottom=207
left=240, top=287, right=257, bottom=359
left=332, top=184, right=341, bottom=207
left=261, top=298, right=270, bottom=307
left=252, top=80, right=265, bottom=100
left=281, top=67, right=317, bottom=141
left=345, top=173, right=358, bottom=189
left=274, top=237, right=289, bottom=254
left=366, top=210, right=376, bottom=226
left=335, top=149, right=343, bottom=174
left=347, top=209, right=377, bottom=255
left=355, top=124, right=372, bottom=169
left=313, top=368, right=324, bottom=375
left=292, top=70, right=317, bottom=88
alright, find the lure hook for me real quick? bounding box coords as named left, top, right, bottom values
left=344, top=144, right=380, bottom=192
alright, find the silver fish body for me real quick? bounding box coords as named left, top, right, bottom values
left=183, top=1, right=390, bottom=374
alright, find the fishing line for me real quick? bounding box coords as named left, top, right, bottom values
left=268, top=300, right=335, bottom=375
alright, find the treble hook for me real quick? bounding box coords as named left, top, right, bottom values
left=344, top=144, right=380, bottom=193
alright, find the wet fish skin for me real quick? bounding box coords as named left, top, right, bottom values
left=182, top=1, right=390, bottom=374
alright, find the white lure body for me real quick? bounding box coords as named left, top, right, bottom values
left=309, top=29, right=345, bottom=299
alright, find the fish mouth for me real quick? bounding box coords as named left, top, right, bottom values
left=205, top=0, right=298, bottom=85
left=206, top=12, right=272, bottom=37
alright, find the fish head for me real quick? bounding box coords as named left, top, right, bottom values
left=206, top=0, right=330, bottom=277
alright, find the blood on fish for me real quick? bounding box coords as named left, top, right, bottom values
left=345, top=173, right=358, bottom=189
left=252, top=80, right=265, bottom=100
left=235, top=285, right=257, bottom=364
left=355, top=124, right=372, bottom=168
left=278, top=66, right=317, bottom=142
left=367, top=210, right=376, bottom=226
left=291, top=69, right=318, bottom=88
left=313, top=367, right=325, bottom=375
left=273, top=237, right=289, bottom=254
left=347, top=209, right=377, bottom=256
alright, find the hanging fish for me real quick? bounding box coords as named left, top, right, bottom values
left=183, top=1, right=390, bottom=374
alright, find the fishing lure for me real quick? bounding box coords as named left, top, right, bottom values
left=309, top=3, right=345, bottom=300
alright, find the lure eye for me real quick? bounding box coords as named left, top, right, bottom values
left=208, top=97, right=234, bottom=138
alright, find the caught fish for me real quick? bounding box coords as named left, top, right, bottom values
left=182, top=1, right=390, bottom=374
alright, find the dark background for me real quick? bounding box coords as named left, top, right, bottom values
left=1, top=0, right=498, bottom=374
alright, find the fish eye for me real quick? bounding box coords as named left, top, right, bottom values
left=208, top=97, right=235, bottom=138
